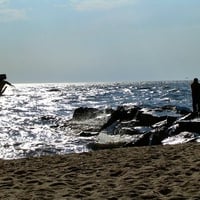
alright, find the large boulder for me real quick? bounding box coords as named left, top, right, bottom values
left=135, top=108, right=177, bottom=126
left=99, top=106, right=139, bottom=132
left=61, top=105, right=200, bottom=151
left=168, top=120, right=200, bottom=135
left=73, top=107, right=103, bottom=120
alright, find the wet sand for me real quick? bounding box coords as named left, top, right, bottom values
left=1, top=143, right=200, bottom=199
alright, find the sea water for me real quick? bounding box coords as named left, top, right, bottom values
left=0, top=81, right=192, bottom=159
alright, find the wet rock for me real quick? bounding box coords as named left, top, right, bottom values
left=162, top=131, right=198, bottom=145
left=176, top=113, right=195, bottom=121
left=61, top=105, right=200, bottom=151
left=73, top=107, right=102, bottom=120
left=116, top=126, right=147, bottom=135
left=175, top=106, right=191, bottom=115
left=41, top=115, right=60, bottom=127
left=128, top=135, right=150, bottom=147
left=96, top=106, right=194, bottom=147
left=120, top=126, right=152, bottom=136
left=168, top=113, right=200, bottom=136
left=41, top=115, right=56, bottom=121
left=120, top=106, right=140, bottom=121
left=119, top=127, right=136, bottom=135
left=176, top=120, right=200, bottom=133
left=79, top=131, right=98, bottom=137
left=87, top=141, right=125, bottom=151
left=149, top=128, right=168, bottom=145
left=125, top=132, right=151, bottom=147
left=136, top=110, right=166, bottom=126
left=161, top=105, right=191, bottom=115
left=99, top=106, right=139, bottom=132
left=47, top=88, right=61, bottom=92
left=144, top=117, right=177, bottom=145
left=63, top=112, right=110, bottom=134
left=161, top=105, right=176, bottom=111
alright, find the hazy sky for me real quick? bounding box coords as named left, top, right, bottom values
left=1, top=0, right=200, bottom=83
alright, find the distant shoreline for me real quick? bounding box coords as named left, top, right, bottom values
left=13, top=79, right=191, bottom=85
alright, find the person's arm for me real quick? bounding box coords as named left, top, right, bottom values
left=0, top=86, right=7, bottom=95
left=4, top=81, right=14, bottom=87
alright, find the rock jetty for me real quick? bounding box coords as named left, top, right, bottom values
left=60, top=105, right=200, bottom=151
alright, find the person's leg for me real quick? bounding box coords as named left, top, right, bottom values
left=0, top=82, right=7, bottom=95
left=1, top=86, right=7, bottom=95
left=0, top=83, right=4, bottom=95
left=197, top=101, right=200, bottom=114
left=193, top=100, right=197, bottom=113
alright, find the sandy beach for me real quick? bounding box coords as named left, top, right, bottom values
left=1, top=143, right=200, bottom=199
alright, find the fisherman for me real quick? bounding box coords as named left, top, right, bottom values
left=191, top=78, right=200, bottom=113
left=0, top=74, right=14, bottom=95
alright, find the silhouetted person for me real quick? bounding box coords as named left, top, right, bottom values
left=191, top=78, right=200, bottom=113
left=0, top=74, right=14, bottom=95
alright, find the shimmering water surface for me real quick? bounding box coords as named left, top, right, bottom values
left=0, top=81, right=192, bottom=159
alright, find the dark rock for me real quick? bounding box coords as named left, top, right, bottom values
left=168, top=114, right=200, bottom=136
left=175, top=106, right=191, bottom=115
left=41, top=115, right=56, bottom=121
left=87, top=141, right=125, bottom=151
left=166, top=116, right=179, bottom=124
left=147, top=117, right=177, bottom=145
left=73, top=107, right=101, bottom=120
left=122, top=106, right=140, bottom=121
left=177, top=120, right=200, bottom=133
left=47, top=88, right=61, bottom=92
left=119, top=127, right=136, bottom=135
left=136, top=110, right=166, bottom=126
left=161, top=105, right=191, bottom=115
left=149, top=128, right=168, bottom=145
left=62, top=105, right=200, bottom=151
left=99, top=106, right=139, bottom=132
left=126, top=120, right=170, bottom=147
left=161, top=105, right=176, bottom=111
left=41, top=115, right=60, bottom=126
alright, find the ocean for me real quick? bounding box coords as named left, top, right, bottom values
left=0, top=81, right=192, bottom=159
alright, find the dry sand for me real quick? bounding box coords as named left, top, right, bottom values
left=1, top=143, right=200, bottom=199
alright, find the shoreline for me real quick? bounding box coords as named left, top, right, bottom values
left=1, top=143, right=200, bottom=199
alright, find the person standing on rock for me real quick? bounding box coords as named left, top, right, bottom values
left=191, top=78, right=200, bottom=113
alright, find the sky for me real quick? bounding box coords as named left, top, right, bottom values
left=0, top=0, right=200, bottom=83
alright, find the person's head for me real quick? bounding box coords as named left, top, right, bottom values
left=0, top=74, right=6, bottom=82
left=194, top=78, right=198, bottom=83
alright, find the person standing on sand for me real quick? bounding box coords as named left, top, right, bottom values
left=191, top=78, right=200, bottom=113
